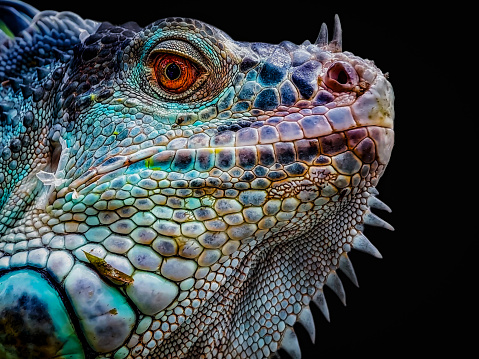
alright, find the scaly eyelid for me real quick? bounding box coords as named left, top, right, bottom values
left=148, top=39, right=209, bottom=74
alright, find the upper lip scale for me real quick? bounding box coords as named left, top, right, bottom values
left=67, top=88, right=394, bottom=192
left=67, top=128, right=391, bottom=195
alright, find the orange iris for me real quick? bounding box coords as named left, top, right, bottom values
left=154, top=54, right=198, bottom=94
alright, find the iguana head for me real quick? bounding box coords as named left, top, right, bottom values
left=0, top=4, right=394, bottom=358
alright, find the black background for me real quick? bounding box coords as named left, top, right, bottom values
left=29, top=2, right=467, bottom=358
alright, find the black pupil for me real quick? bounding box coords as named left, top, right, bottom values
left=165, top=63, right=181, bottom=81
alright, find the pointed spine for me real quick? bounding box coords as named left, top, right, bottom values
left=312, top=288, right=330, bottom=322
left=364, top=210, right=394, bottom=231
left=18, top=75, right=32, bottom=89
left=52, top=47, right=71, bottom=63
left=325, top=270, right=346, bottom=306
left=297, top=307, right=315, bottom=344
left=7, top=77, right=21, bottom=92
left=339, top=252, right=359, bottom=287
left=330, top=14, right=342, bottom=52
left=368, top=196, right=392, bottom=212
left=19, top=83, right=32, bottom=97
left=280, top=327, right=301, bottom=359
left=315, top=23, right=328, bottom=46
left=352, top=233, right=382, bottom=258
left=32, top=86, right=44, bottom=102
left=36, top=67, right=50, bottom=80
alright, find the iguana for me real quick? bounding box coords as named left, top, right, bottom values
left=0, top=1, right=394, bottom=358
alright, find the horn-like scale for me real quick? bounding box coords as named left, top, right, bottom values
left=315, top=14, right=342, bottom=52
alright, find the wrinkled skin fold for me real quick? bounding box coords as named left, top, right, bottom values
left=0, top=2, right=394, bottom=358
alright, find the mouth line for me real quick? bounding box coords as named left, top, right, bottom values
left=67, top=124, right=393, bottom=194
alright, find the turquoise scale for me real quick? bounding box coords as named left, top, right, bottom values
left=0, top=269, right=85, bottom=358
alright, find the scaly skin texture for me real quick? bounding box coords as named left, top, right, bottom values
left=0, top=2, right=394, bottom=358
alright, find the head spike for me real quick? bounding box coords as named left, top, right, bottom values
left=330, top=14, right=342, bottom=52
left=315, top=22, right=328, bottom=46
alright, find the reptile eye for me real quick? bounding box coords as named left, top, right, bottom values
left=324, top=61, right=359, bottom=92
left=154, top=54, right=199, bottom=94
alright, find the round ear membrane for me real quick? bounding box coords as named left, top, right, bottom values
left=153, top=53, right=199, bottom=94
left=324, top=61, right=359, bottom=92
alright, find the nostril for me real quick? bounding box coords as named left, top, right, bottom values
left=336, top=69, right=349, bottom=84
left=324, top=61, right=358, bottom=92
